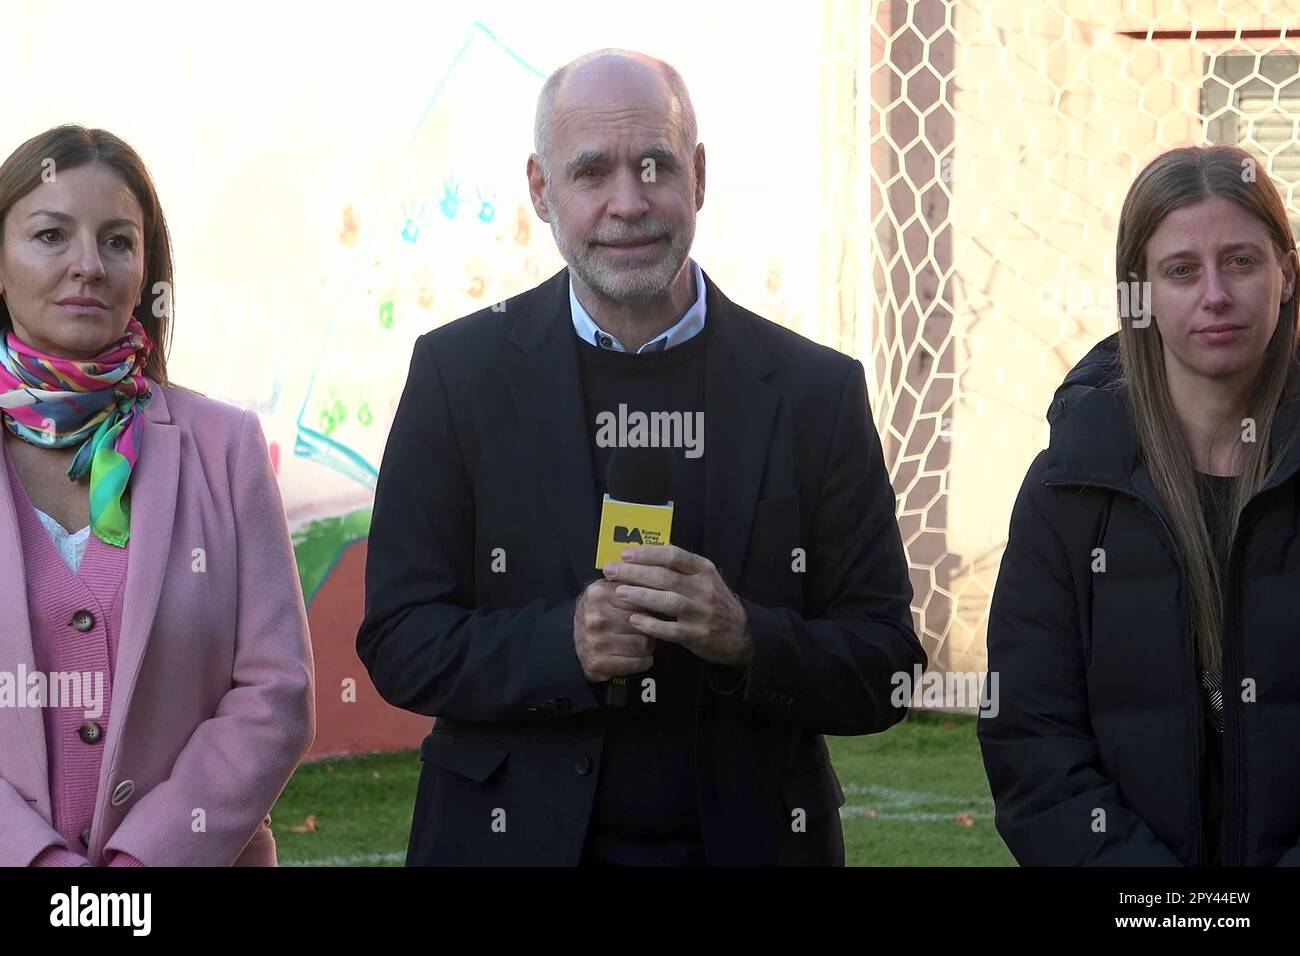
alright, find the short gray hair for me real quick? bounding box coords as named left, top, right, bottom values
left=533, top=48, right=698, bottom=181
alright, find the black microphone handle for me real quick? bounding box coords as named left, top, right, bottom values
left=605, top=677, right=629, bottom=707
left=603, top=610, right=674, bottom=706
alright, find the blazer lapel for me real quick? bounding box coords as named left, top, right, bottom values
left=503, top=269, right=599, bottom=591
left=698, top=270, right=781, bottom=590
left=102, top=383, right=179, bottom=775
left=0, top=435, right=48, bottom=799
left=502, top=266, right=781, bottom=593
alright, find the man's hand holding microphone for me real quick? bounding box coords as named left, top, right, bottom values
left=577, top=446, right=752, bottom=703
left=574, top=544, right=753, bottom=687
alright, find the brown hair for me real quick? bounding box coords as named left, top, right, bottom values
left=1116, top=143, right=1299, bottom=674
left=0, top=125, right=173, bottom=384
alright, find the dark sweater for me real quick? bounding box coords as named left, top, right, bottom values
left=574, top=320, right=711, bottom=865
left=1195, top=470, right=1237, bottom=866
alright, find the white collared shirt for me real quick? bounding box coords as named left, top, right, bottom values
left=569, top=259, right=707, bottom=353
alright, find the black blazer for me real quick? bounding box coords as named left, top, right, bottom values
left=357, top=266, right=925, bottom=865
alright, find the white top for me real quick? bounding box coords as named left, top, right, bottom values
left=568, top=258, right=708, bottom=353
left=32, top=506, right=90, bottom=573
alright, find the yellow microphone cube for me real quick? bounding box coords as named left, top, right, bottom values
left=595, top=496, right=674, bottom=568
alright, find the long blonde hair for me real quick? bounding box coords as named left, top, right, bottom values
left=1116, top=144, right=1299, bottom=673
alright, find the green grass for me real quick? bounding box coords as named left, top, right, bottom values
left=831, top=710, right=1014, bottom=866
left=271, top=751, right=418, bottom=866
left=271, top=709, right=1014, bottom=866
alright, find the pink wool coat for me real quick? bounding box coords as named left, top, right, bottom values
left=0, top=380, right=315, bottom=866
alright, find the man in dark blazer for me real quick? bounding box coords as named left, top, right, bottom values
left=356, top=48, right=924, bottom=866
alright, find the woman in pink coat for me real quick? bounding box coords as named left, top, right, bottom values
left=0, top=126, right=314, bottom=867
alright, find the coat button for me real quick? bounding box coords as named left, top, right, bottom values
left=110, top=780, right=134, bottom=806
left=80, top=827, right=91, bottom=848
left=77, top=722, right=103, bottom=744
left=70, top=610, right=95, bottom=632
left=575, top=756, right=592, bottom=775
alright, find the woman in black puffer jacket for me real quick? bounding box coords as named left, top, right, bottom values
left=979, top=143, right=1300, bottom=866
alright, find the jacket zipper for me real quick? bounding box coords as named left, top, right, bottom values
left=1221, top=499, right=1258, bottom=867
left=1043, top=478, right=1207, bottom=864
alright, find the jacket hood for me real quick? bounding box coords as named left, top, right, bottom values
left=1042, top=332, right=1134, bottom=488
left=1042, top=330, right=1300, bottom=496
left=1050, top=332, right=1124, bottom=415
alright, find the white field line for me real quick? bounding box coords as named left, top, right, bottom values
left=842, top=783, right=993, bottom=806
left=838, top=784, right=993, bottom=822
left=282, top=850, right=406, bottom=867
left=841, top=807, right=987, bottom=821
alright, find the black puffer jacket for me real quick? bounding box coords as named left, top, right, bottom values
left=979, top=332, right=1300, bottom=866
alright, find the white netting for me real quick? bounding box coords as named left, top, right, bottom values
left=869, top=0, right=1300, bottom=700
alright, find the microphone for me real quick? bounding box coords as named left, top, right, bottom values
left=595, top=446, right=674, bottom=706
